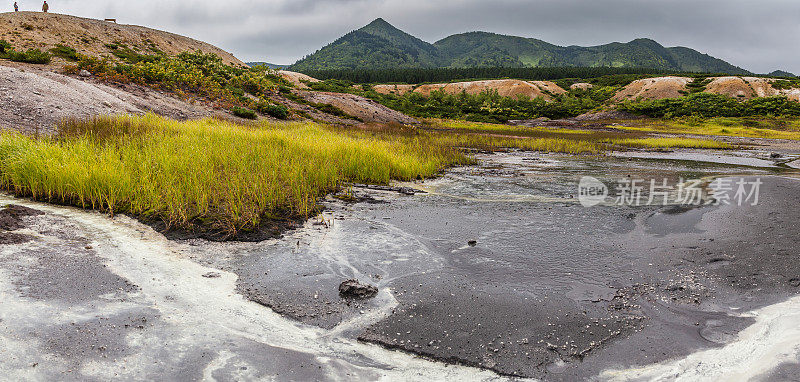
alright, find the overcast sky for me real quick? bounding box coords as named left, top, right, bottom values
left=29, top=0, right=800, bottom=74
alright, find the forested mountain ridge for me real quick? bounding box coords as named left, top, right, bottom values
left=289, top=19, right=749, bottom=74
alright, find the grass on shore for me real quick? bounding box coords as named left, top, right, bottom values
left=433, top=120, right=591, bottom=135
left=0, top=115, right=467, bottom=237
left=616, top=117, right=800, bottom=140
left=425, top=119, right=729, bottom=152
left=0, top=115, right=733, bottom=237
left=605, top=137, right=731, bottom=149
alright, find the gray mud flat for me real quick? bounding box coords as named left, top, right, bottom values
left=2, top=151, right=800, bottom=381
left=233, top=152, right=800, bottom=380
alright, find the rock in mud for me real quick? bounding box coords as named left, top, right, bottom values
left=338, top=279, right=378, bottom=299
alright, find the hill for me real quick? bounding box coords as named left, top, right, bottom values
left=290, top=19, right=749, bottom=74
left=290, top=18, right=441, bottom=71
left=0, top=12, right=243, bottom=65
left=247, top=62, right=288, bottom=69
left=769, top=70, right=796, bottom=78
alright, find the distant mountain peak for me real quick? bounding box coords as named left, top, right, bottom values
left=366, top=17, right=390, bottom=26
left=769, top=70, right=796, bottom=78
left=360, top=18, right=400, bottom=33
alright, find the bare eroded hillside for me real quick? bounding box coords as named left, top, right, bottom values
left=0, top=12, right=243, bottom=65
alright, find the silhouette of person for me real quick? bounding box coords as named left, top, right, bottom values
left=42, top=1, right=48, bottom=12
left=14, top=2, right=18, bottom=12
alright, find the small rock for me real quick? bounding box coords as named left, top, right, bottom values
left=79, top=69, right=92, bottom=77
left=397, top=187, right=416, bottom=195
left=770, top=152, right=782, bottom=159
left=468, top=240, right=478, bottom=247
left=202, top=272, right=221, bottom=278
left=338, top=279, right=378, bottom=299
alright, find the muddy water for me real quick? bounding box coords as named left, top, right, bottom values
left=1, top=150, right=799, bottom=381
left=228, top=151, right=799, bottom=379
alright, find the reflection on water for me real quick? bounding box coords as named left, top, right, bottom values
left=414, top=151, right=777, bottom=203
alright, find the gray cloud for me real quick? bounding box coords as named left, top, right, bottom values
left=26, top=0, right=800, bottom=73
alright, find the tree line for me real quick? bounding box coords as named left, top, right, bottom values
left=298, top=66, right=676, bottom=84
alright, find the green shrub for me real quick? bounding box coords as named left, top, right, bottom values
left=308, top=102, right=361, bottom=121
left=78, top=51, right=289, bottom=111
left=771, top=79, right=800, bottom=90
left=308, top=79, right=356, bottom=93
left=256, top=102, right=289, bottom=119
left=619, top=93, right=800, bottom=118
left=0, top=40, right=12, bottom=54
left=8, top=49, right=51, bottom=64
left=232, top=106, right=257, bottom=119
left=50, top=44, right=79, bottom=61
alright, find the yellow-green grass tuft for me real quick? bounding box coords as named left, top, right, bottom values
left=608, top=137, right=732, bottom=149
left=615, top=117, right=800, bottom=141
left=0, top=114, right=467, bottom=237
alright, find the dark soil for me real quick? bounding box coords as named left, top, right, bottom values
left=0, top=231, right=34, bottom=244
left=0, top=204, right=44, bottom=230
left=143, top=215, right=306, bottom=242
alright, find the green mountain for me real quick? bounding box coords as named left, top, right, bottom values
left=246, top=62, right=287, bottom=69
left=769, top=70, right=796, bottom=78
left=289, top=19, right=749, bottom=74
left=290, top=18, right=442, bottom=71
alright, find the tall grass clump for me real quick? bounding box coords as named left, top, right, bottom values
left=0, top=115, right=465, bottom=237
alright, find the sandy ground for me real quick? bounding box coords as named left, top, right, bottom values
left=0, top=63, right=215, bottom=133
left=570, top=83, right=593, bottom=90
left=276, top=70, right=320, bottom=89
left=0, top=12, right=243, bottom=66
left=295, top=90, right=419, bottom=124
left=613, top=76, right=800, bottom=102
left=612, top=76, right=693, bottom=101
left=0, top=60, right=424, bottom=132
left=413, top=79, right=566, bottom=101
left=705, top=76, right=800, bottom=101
left=372, top=84, right=415, bottom=95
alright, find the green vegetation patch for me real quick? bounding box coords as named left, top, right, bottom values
left=232, top=106, right=257, bottom=120
left=50, top=44, right=79, bottom=61
left=255, top=102, right=289, bottom=119
left=619, top=93, right=800, bottom=118
left=0, top=40, right=51, bottom=64
left=70, top=51, right=290, bottom=118
left=0, top=115, right=466, bottom=238
left=7, top=49, right=51, bottom=64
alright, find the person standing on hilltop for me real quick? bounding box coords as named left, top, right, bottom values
left=14, top=2, right=18, bottom=12
left=42, top=1, right=48, bottom=12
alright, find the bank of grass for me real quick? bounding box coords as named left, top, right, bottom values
left=0, top=115, right=467, bottom=237
left=617, top=117, right=800, bottom=140
left=425, top=119, right=728, bottom=152
left=430, top=133, right=604, bottom=154
left=0, top=114, right=734, bottom=237
left=433, top=119, right=591, bottom=135
left=605, top=137, right=731, bottom=149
